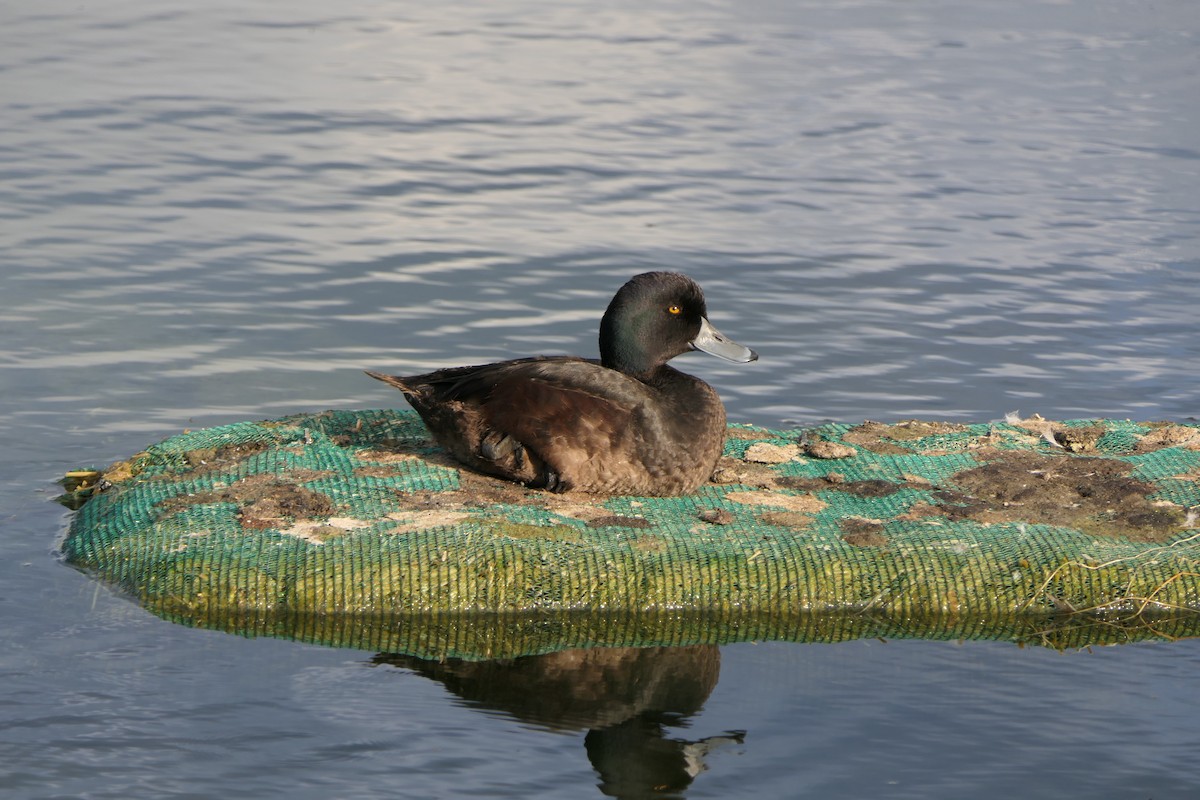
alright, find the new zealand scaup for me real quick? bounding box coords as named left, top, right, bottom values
left=366, top=271, right=757, bottom=495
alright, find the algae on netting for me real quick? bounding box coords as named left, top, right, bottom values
left=150, top=605, right=1200, bottom=661
left=61, top=409, right=1200, bottom=656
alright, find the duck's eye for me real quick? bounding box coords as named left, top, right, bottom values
left=667, top=305, right=682, bottom=315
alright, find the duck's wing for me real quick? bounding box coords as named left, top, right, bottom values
left=367, top=358, right=646, bottom=491
left=476, top=359, right=649, bottom=491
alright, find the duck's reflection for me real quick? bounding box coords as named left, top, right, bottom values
left=371, top=645, right=745, bottom=797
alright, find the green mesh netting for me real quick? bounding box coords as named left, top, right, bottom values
left=62, top=411, right=1200, bottom=658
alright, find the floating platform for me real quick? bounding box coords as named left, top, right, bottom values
left=62, top=410, right=1200, bottom=658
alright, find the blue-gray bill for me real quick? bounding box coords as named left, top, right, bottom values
left=691, top=317, right=758, bottom=363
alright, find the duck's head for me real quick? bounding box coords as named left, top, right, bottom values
left=599, top=271, right=758, bottom=377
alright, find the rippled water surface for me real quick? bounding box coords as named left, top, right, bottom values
left=3, top=1, right=1199, bottom=797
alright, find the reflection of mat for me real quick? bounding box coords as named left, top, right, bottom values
left=62, top=410, right=1200, bottom=657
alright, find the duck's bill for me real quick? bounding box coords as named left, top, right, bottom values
left=692, top=317, right=759, bottom=363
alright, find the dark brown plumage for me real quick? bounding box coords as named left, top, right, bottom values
left=366, top=271, right=757, bottom=495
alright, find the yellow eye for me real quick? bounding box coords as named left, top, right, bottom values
left=667, top=305, right=682, bottom=315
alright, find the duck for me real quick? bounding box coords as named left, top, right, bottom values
left=365, top=271, right=757, bottom=495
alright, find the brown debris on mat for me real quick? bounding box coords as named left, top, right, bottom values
left=843, top=420, right=969, bottom=454
left=158, top=471, right=336, bottom=530
left=840, top=517, right=889, bottom=548
left=933, top=451, right=1188, bottom=543
left=1008, top=414, right=1105, bottom=453
left=743, top=442, right=803, bottom=464
left=1138, top=424, right=1200, bottom=453
left=804, top=440, right=858, bottom=459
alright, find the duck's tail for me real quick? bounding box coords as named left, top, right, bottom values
left=364, top=370, right=415, bottom=394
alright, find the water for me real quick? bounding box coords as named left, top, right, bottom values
left=3, top=1, right=1199, bottom=796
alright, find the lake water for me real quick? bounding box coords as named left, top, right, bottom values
left=3, top=1, right=1199, bottom=797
